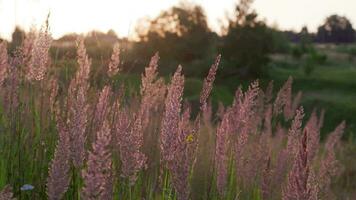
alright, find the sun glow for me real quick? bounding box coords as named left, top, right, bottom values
left=0, top=0, right=356, bottom=40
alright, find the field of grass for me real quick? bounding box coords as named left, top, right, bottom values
left=0, top=34, right=356, bottom=200
left=50, top=40, right=356, bottom=140
left=268, top=44, right=356, bottom=139
left=175, top=44, right=356, bottom=140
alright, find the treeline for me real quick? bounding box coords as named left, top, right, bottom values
left=285, top=15, right=355, bottom=44
left=2, top=0, right=355, bottom=79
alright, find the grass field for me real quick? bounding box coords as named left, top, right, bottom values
left=181, top=44, right=356, bottom=140
left=269, top=44, right=356, bottom=139
left=0, top=37, right=355, bottom=199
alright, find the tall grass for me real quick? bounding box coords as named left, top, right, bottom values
left=0, top=27, right=352, bottom=200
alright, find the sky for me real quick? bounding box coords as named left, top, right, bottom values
left=0, top=0, right=356, bottom=40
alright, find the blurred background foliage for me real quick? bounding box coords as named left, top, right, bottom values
left=1, top=0, right=356, bottom=140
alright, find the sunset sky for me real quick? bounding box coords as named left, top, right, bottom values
left=0, top=0, right=355, bottom=40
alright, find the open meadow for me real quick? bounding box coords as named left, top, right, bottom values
left=0, top=34, right=355, bottom=199
left=1, top=0, right=356, bottom=199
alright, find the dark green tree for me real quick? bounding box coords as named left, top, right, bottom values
left=269, top=28, right=291, bottom=54
left=133, top=2, right=215, bottom=75
left=220, top=0, right=274, bottom=79
left=291, top=26, right=312, bottom=60
left=299, top=26, right=312, bottom=52
left=316, top=15, right=355, bottom=43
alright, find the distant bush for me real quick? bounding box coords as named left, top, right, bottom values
left=302, top=48, right=328, bottom=76
left=270, top=29, right=291, bottom=53
left=309, top=48, right=328, bottom=65
left=349, top=47, right=356, bottom=55
left=291, top=46, right=304, bottom=59
left=348, top=47, right=356, bottom=61
left=303, top=57, right=315, bottom=76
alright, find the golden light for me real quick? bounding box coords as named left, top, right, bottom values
left=0, top=0, right=355, bottom=40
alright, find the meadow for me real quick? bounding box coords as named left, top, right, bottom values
left=0, top=28, right=355, bottom=200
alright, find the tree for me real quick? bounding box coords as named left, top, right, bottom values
left=316, top=15, right=355, bottom=43
left=133, top=2, right=215, bottom=75
left=220, top=0, right=274, bottom=79
left=269, top=28, right=291, bottom=54
left=299, top=26, right=312, bottom=52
